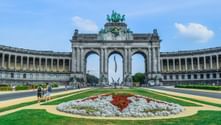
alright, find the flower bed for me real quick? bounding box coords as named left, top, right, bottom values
left=57, top=93, right=184, bottom=117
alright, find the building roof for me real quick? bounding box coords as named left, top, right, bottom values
left=0, top=45, right=71, bottom=57
left=160, top=47, right=221, bottom=57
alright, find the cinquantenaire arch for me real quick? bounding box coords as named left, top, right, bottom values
left=70, top=11, right=162, bottom=86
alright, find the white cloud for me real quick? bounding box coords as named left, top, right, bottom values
left=72, top=16, right=98, bottom=33
left=175, top=22, right=214, bottom=42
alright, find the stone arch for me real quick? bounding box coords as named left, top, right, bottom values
left=83, top=49, right=100, bottom=85
left=84, top=49, right=100, bottom=59
left=131, top=49, right=148, bottom=85
left=107, top=49, right=124, bottom=59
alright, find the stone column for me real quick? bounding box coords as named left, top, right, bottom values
left=39, top=58, right=42, bottom=71
left=2, top=53, right=4, bottom=68
left=157, top=47, right=161, bottom=73
left=27, top=56, right=29, bottom=70
left=21, top=56, right=23, bottom=70
left=173, top=58, right=175, bottom=71
left=148, top=48, right=152, bottom=73
left=33, top=57, right=35, bottom=70
left=185, top=58, right=187, bottom=71
left=8, top=54, right=11, bottom=69
left=179, top=58, right=181, bottom=71
left=80, top=48, right=84, bottom=73
left=45, top=58, right=48, bottom=71
left=57, top=59, right=59, bottom=71
left=104, top=48, right=108, bottom=73
left=167, top=59, right=169, bottom=72
left=71, top=47, right=77, bottom=72
left=124, top=48, right=128, bottom=75
left=77, top=48, right=81, bottom=72
left=63, top=59, right=65, bottom=71
left=128, top=48, right=132, bottom=74
left=51, top=58, right=53, bottom=71
left=217, top=55, right=219, bottom=70
left=191, top=57, right=194, bottom=70
left=100, top=48, right=103, bottom=75
left=152, top=47, right=156, bottom=72
left=197, top=57, right=200, bottom=70
left=68, top=59, right=71, bottom=71
left=160, top=59, right=163, bottom=73
left=204, top=56, right=206, bottom=70
left=210, top=56, right=213, bottom=69
left=14, top=55, right=17, bottom=70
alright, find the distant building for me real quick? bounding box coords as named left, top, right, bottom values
left=0, top=11, right=220, bottom=86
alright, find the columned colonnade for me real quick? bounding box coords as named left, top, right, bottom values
left=161, top=55, right=221, bottom=72
left=0, top=52, right=71, bottom=72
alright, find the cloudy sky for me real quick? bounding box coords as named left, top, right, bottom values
left=0, top=0, right=220, bottom=82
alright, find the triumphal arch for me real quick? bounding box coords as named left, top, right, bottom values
left=70, top=11, right=161, bottom=86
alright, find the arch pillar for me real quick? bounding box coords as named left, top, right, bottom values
left=99, top=48, right=108, bottom=86
left=124, top=48, right=132, bottom=86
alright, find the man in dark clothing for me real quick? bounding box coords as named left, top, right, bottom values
left=37, top=84, right=43, bottom=103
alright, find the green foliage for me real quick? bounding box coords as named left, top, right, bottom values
left=15, top=85, right=29, bottom=90
left=175, top=84, right=221, bottom=90
left=0, top=83, right=59, bottom=91
left=132, top=73, right=145, bottom=83
left=0, top=89, right=86, bottom=113
left=0, top=109, right=221, bottom=125
left=0, top=86, right=12, bottom=91
left=86, top=74, right=99, bottom=84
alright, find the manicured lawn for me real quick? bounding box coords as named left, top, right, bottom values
left=175, top=84, right=221, bottom=90
left=0, top=109, right=221, bottom=125
left=151, top=90, right=221, bottom=107
left=0, top=89, right=89, bottom=113
left=43, top=88, right=199, bottom=106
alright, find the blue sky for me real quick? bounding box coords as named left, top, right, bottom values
left=0, top=0, right=220, bottom=82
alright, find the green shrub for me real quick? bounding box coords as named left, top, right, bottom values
left=15, top=85, right=29, bottom=90
left=175, top=84, right=221, bottom=90
left=0, top=86, right=12, bottom=91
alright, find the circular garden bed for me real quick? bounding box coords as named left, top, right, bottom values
left=56, top=93, right=184, bottom=117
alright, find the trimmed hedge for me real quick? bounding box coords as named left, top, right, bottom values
left=0, top=86, right=12, bottom=91
left=0, top=83, right=59, bottom=91
left=175, top=84, right=221, bottom=90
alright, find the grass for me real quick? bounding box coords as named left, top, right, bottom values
left=0, top=89, right=88, bottom=113
left=175, top=84, right=221, bottom=90
left=0, top=101, right=37, bottom=113
left=43, top=88, right=199, bottom=106
left=1, top=109, right=221, bottom=125
left=151, top=91, right=221, bottom=107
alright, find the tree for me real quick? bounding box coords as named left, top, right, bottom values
left=132, top=73, right=145, bottom=84
left=86, top=74, right=99, bottom=86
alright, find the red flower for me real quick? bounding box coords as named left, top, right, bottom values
left=111, top=94, right=132, bottom=111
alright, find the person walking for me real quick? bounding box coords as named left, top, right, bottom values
left=37, top=84, right=43, bottom=103
left=44, top=83, right=52, bottom=101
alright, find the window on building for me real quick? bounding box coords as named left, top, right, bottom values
left=200, top=74, right=204, bottom=79
left=176, top=75, right=179, bottom=80
left=194, top=74, right=197, bottom=79
left=164, top=75, right=167, bottom=80
left=220, top=73, right=221, bottom=78
left=188, top=74, right=191, bottom=79
left=11, top=73, right=14, bottom=78
left=170, top=75, right=173, bottom=80
left=207, top=74, right=210, bottom=79
left=213, top=73, right=217, bottom=78
left=182, top=75, right=185, bottom=79
left=23, top=74, right=26, bottom=79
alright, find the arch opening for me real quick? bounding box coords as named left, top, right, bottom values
left=132, top=52, right=146, bottom=86
left=85, top=52, right=100, bottom=86
left=108, top=53, right=123, bottom=86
